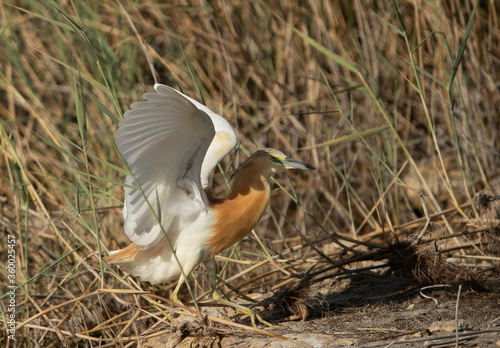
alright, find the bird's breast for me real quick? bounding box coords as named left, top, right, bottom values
left=206, top=182, right=270, bottom=257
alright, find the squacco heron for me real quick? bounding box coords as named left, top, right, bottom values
left=106, top=84, right=315, bottom=325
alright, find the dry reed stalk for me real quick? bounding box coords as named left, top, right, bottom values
left=1, top=0, right=499, bottom=346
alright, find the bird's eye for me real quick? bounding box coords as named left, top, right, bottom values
left=270, top=155, right=277, bottom=161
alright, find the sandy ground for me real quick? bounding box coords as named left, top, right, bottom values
left=143, top=276, right=500, bottom=347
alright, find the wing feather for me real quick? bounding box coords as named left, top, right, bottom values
left=117, top=85, right=216, bottom=248
left=156, top=85, right=238, bottom=187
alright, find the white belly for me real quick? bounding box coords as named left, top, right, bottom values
left=119, top=208, right=214, bottom=284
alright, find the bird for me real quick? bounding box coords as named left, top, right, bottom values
left=106, top=84, right=315, bottom=325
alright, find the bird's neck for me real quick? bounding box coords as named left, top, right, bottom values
left=207, top=164, right=271, bottom=257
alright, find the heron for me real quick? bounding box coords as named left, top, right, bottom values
left=106, top=84, right=315, bottom=326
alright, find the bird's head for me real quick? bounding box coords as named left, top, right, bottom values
left=244, top=148, right=316, bottom=178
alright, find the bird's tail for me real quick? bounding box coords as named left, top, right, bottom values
left=103, top=240, right=180, bottom=284
left=104, top=243, right=138, bottom=264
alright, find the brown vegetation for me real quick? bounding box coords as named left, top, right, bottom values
left=0, top=0, right=499, bottom=346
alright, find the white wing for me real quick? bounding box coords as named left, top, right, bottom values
left=117, top=84, right=215, bottom=249
left=165, top=85, right=238, bottom=187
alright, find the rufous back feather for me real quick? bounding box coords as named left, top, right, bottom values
left=207, top=162, right=271, bottom=257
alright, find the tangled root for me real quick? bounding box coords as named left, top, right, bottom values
left=267, top=279, right=313, bottom=321
left=388, top=241, right=476, bottom=285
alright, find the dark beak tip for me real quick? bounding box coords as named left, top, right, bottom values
left=307, top=164, right=317, bottom=170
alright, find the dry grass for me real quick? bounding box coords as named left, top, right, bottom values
left=1, top=0, right=499, bottom=346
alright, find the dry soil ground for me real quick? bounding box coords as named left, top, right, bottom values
left=143, top=276, right=500, bottom=348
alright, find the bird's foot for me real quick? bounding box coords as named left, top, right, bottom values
left=171, top=292, right=199, bottom=320
left=235, top=306, right=275, bottom=328
left=172, top=292, right=184, bottom=307
left=213, top=291, right=275, bottom=328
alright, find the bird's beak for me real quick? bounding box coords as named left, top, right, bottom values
left=282, top=157, right=316, bottom=170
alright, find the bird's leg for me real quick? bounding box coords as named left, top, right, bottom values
left=207, top=258, right=274, bottom=328
left=171, top=277, right=185, bottom=306
left=170, top=258, right=198, bottom=310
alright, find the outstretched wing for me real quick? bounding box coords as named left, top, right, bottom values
left=117, top=84, right=215, bottom=249
left=167, top=87, right=238, bottom=187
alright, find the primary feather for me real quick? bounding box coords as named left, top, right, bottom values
left=156, top=85, right=238, bottom=188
